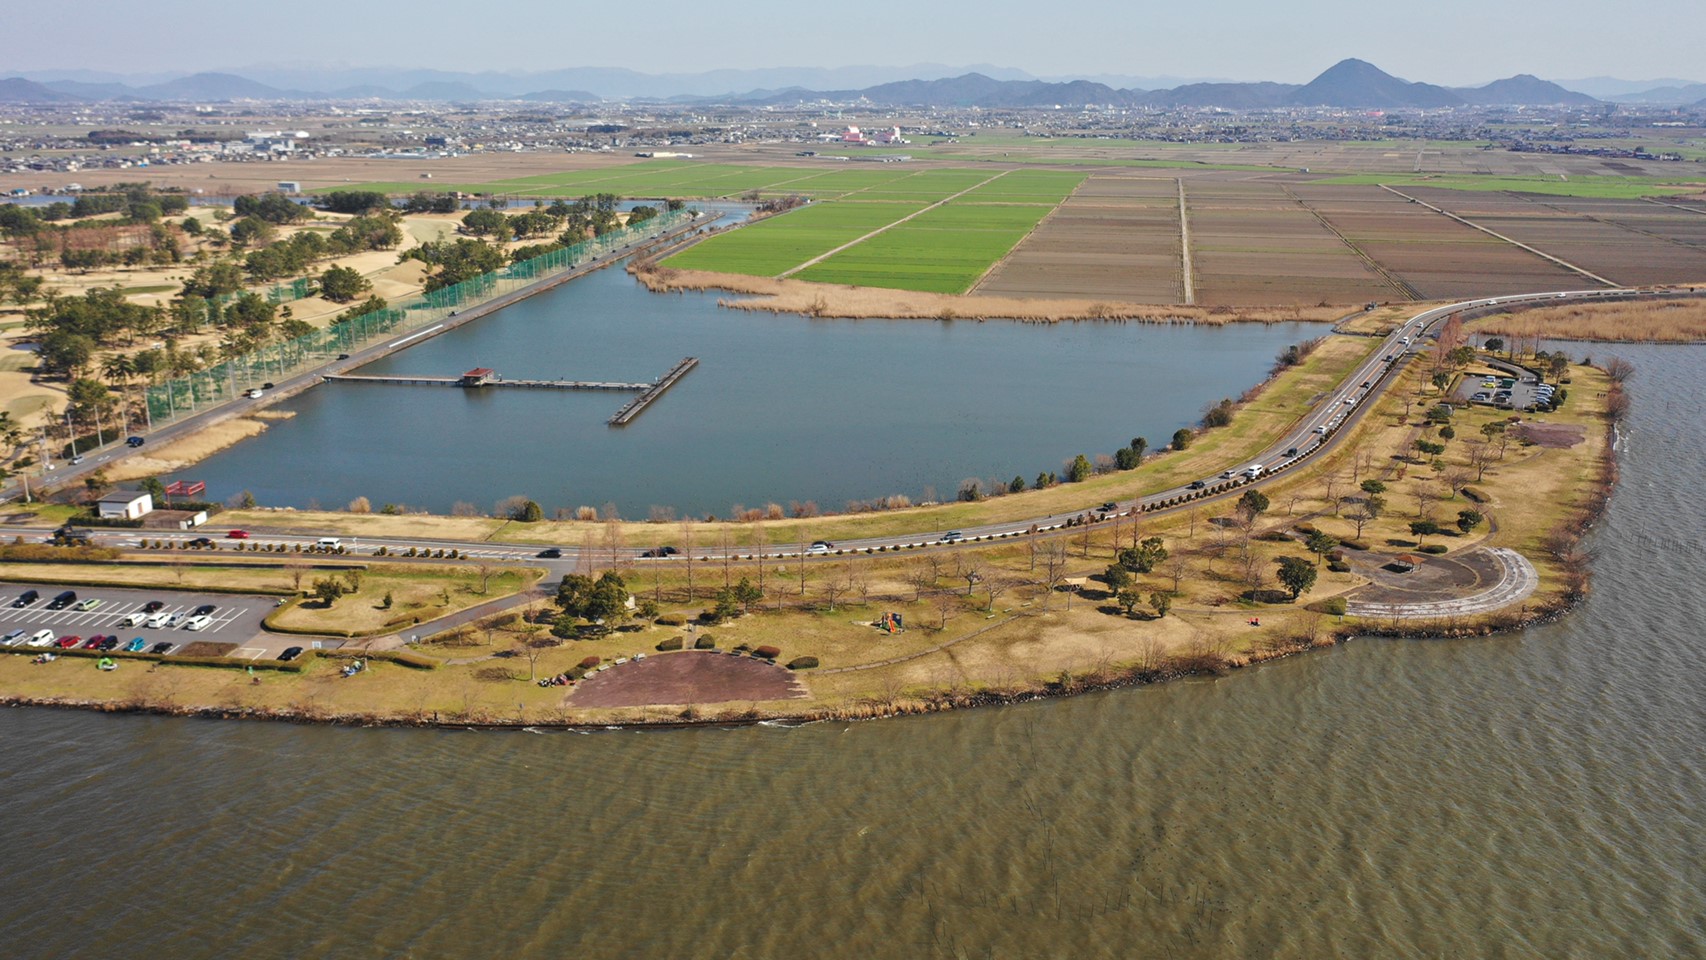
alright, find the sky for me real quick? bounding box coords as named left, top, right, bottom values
left=13, top=0, right=1706, bottom=84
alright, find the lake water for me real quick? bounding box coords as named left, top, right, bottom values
left=189, top=267, right=1322, bottom=516
left=1, top=344, right=1701, bottom=958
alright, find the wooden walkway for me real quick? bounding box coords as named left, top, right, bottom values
left=608, top=357, right=699, bottom=426
left=323, top=374, right=650, bottom=391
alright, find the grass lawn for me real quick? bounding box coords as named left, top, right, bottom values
left=1313, top=172, right=1706, bottom=199
left=268, top=563, right=542, bottom=636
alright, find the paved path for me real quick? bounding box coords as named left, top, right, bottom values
left=1345, top=547, right=1539, bottom=619
left=1177, top=178, right=1195, bottom=305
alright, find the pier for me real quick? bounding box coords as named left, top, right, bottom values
left=607, top=357, right=699, bottom=426
left=322, top=373, right=651, bottom=391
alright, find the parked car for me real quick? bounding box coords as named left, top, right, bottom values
left=182, top=615, right=213, bottom=631
left=26, top=630, right=56, bottom=647
left=192, top=604, right=217, bottom=617
left=56, top=636, right=81, bottom=648
left=278, top=646, right=304, bottom=662
left=164, top=613, right=185, bottom=628
left=1, top=629, right=26, bottom=646
left=125, top=638, right=147, bottom=653
left=46, top=590, right=77, bottom=610
left=12, top=589, right=38, bottom=607
left=150, top=642, right=176, bottom=655
left=81, top=636, right=105, bottom=649
left=122, top=612, right=148, bottom=627
left=142, top=600, right=164, bottom=613
left=98, top=636, right=121, bottom=652
left=75, top=598, right=102, bottom=611
left=145, top=611, right=173, bottom=629
left=226, top=529, right=249, bottom=539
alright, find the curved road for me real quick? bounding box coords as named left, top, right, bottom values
left=3, top=287, right=1682, bottom=568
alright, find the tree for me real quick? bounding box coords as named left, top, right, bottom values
left=1009, top=475, right=1026, bottom=493
left=1067, top=454, right=1093, bottom=483
left=1171, top=428, right=1193, bottom=451
left=1118, top=536, right=1168, bottom=574
left=1104, top=564, right=1133, bottom=593
left=1115, top=587, right=1141, bottom=616
left=1346, top=504, right=1378, bottom=539
left=461, top=208, right=508, bottom=236
left=311, top=577, right=348, bottom=607
left=1456, top=509, right=1485, bottom=534
left=1484, top=336, right=1504, bottom=354
left=1148, top=591, right=1172, bottom=619
left=1469, top=440, right=1497, bottom=481
left=734, top=577, right=763, bottom=612
left=1236, top=488, right=1270, bottom=521
left=1360, top=479, right=1386, bottom=496
left=1603, top=357, right=1635, bottom=384
left=227, top=216, right=276, bottom=248
left=1275, top=556, right=1318, bottom=601
left=1409, top=519, right=1441, bottom=545
left=318, top=265, right=371, bottom=303
left=1305, top=530, right=1339, bottom=566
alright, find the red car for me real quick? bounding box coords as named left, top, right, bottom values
left=56, top=636, right=81, bottom=649
left=81, top=635, right=106, bottom=650
left=226, top=529, right=249, bottom=539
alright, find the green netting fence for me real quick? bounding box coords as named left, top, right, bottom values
left=142, top=210, right=690, bottom=427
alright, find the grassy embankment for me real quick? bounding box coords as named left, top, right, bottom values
left=0, top=350, right=1615, bottom=724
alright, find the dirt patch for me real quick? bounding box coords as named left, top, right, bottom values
left=1513, top=422, right=1586, bottom=448
left=175, top=641, right=238, bottom=658
left=105, top=418, right=269, bottom=482
left=569, top=650, right=806, bottom=708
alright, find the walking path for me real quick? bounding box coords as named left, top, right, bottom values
left=1177, top=178, right=1195, bottom=305
left=1345, top=547, right=1538, bottom=620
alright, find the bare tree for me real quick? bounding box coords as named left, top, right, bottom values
left=1441, top=467, right=1472, bottom=500
left=604, top=518, right=625, bottom=574
left=286, top=560, right=307, bottom=594
left=906, top=559, right=935, bottom=602
left=1469, top=439, right=1497, bottom=481
left=960, top=557, right=983, bottom=596
left=752, top=520, right=767, bottom=595
left=1038, top=542, right=1068, bottom=609
left=679, top=518, right=696, bottom=602
left=819, top=577, right=848, bottom=612
left=718, top=526, right=734, bottom=591
left=1323, top=472, right=1345, bottom=513
left=476, top=561, right=497, bottom=595
left=1165, top=554, right=1189, bottom=594
left=1286, top=491, right=1306, bottom=516
left=1603, top=356, right=1635, bottom=384
left=1186, top=506, right=1200, bottom=539
left=1347, top=504, right=1377, bottom=539
left=933, top=590, right=960, bottom=629
left=984, top=572, right=1015, bottom=613
left=1413, top=482, right=1438, bottom=519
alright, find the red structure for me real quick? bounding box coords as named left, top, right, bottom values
left=164, top=480, right=205, bottom=500
left=461, top=368, right=496, bottom=386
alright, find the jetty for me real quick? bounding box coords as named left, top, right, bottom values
left=323, top=371, right=651, bottom=391
left=608, top=357, right=699, bottom=426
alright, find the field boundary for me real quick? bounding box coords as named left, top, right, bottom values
left=1177, top=178, right=1196, bottom=305
left=1379, top=185, right=1618, bottom=287
left=1284, top=186, right=1420, bottom=300
left=776, top=171, right=1010, bottom=278
left=966, top=175, right=1087, bottom=295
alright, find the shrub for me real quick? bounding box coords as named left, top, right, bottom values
left=786, top=656, right=819, bottom=670
left=1419, top=544, right=1449, bottom=555
left=1461, top=487, right=1488, bottom=503
left=1327, top=560, right=1351, bottom=573
left=656, top=614, right=687, bottom=626
left=578, top=656, right=601, bottom=669
left=734, top=643, right=752, bottom=654
left=656, top=637, right=683, bottom=651
left=694, top=634, right=715, bottom=650
left=753, top=644, right=781, bottom=660
left=1294, top=522, right=1319, bottom=536
left=1339, top=539, right=1369, bottom=551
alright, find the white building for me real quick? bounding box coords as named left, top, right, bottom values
left=95, top=491, right=153, bottom=521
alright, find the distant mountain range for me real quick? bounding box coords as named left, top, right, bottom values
left=0, top=59, right=1696, bottom=108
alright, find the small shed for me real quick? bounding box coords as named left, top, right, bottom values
left=96, top=491, right=153, bottom=521
left=1388, top=553, right=1422, bottom=573
left=461, top=367, right=496, bottom=386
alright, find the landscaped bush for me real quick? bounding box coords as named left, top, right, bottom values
left=786, top=656, right=819, bottom=670
left=656, top=637, right=683, bottom=651
left=753, top=645, right=781, bottom=660
left=1419, top=544, right=1449, bottom=555
left=657, top=614, right=687, bottom=626
left=694, top=634, right=715, bottom=649
left=1339, top=538, right=1369, bottom=551
left=733, top=643, right=752, bottom=654
left=578, top=656, right=601, bottom=669
left=1294, top=522, right=1319, bottom=535
left=1461, top=487, right=1487, bottom=503
left=1327, top=560, right=1351, bottom=573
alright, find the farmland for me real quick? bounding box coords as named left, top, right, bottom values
left=663, top=200, right=929, bottom=276
left=794, top=200, right=1057, bottom=293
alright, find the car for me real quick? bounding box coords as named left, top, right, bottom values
left=1219, top=469, right=1236, bottom=479
left=245, top=388, right=263, bottom=399
left=1313, top=425, right=1329, bottom=436
left=192, top=604, right=217, bottom=617
left=262, top=382, right=275, bottom=390
left=537, top=547, right=562, bottom=559
left=150, top=642, right=176, bottom=655
left=639, top=546, right=679, bottom=558
left=1, top=629, right=26, bottom=646
left=1384, top=354, right=1396, bottom=361
left=46, top=590, right=77, bottom=610
left=26, top=630, right=56, bottom=647
left=126, top=436, right=145, bottom=447
left=187, top=537, right=214, bottom=548
left=145, top=612, right=173, bottom=629
left=98, top=636, right=120, bottom=652
left=226, top=529, right=249, bottom=539
left=1471, top=393, right=1491, bottom=402
left=121, top=612, right=147, bottom=627
left=1360, top=380, right=1371, bottom=388
left=940, top=530, right=965, bottom=543
left=1099, top=502, right=1119, bottom=513
left=336, top=353, right=350, bottom=360
left=807, top=541, right=833, bottom=555
left=278, top=646, right=304, bottom=662
left=12, top=589, right=38, bottom=607
left=182, top=615, right=212, bottom=631
left=69, top=455, right=85, bottom=465
left=316, top=537, right=342, bottom=549
left=1284, top=447, right=1299, bottom=458
left=74, top=598, right=102, bottom=612
left=56, top=636, right=81, bottom=649
left=125, top=638, right=146, bottom=652
left=1187, top=480, right=1208, bottom=490
left=82, top=636, right=105, bottom=649
left=165, top=613, right=185, bottom=628
left=142, top=600, right=164, bottom=613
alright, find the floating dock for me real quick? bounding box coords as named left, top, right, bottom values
left=608, top=357, right=699, bottom=426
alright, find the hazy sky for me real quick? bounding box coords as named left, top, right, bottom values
left=16, top=0, right=1705, bottom=83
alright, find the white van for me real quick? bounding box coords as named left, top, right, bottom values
left=145, top=611, right=173, bottom=629
left=316, top=537, right=342, bottom=549
left=1244, top=464, right=1264, bottom=479
left=182, top=615, right=212, bottom=631
left=27, top=629, right=56, bottom=647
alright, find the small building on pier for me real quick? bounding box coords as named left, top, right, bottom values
left=460, top=368, right=496, bottom=387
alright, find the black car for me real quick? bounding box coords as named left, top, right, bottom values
left=1284, top=447, right=1299, bottom=458
left=537, top=548, right=562, bottom=559
left=640, top=546, right=679, bottom=558
left=1099, top=502, right=1119, bottom=513
left=187, top=537, right=214, bottom=548
left=126, top=436, right=145, bottom=447
left=192, top=604, right=217, bottom=617
left=150, top=642, right=176, bottom=655
left=98, top=636, right=121, bottom=652
left=142, top=600, right=164, bottom=613
left=278, top=646, right=304, bottom=662
left=1187, top=480, right=1207, bottom=490
left=12, top=589, right=38, bottom=608
left=46, top=590, right=77, bottom=610
left=262, top=382, right=275, bottom=390
left=336, top=353, right=350, bottom=360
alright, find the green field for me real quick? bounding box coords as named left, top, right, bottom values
left=1314, top=172, right=1706, bottom=199
left=793, top=201, right=1055, bottom=292
left=663, top=200, right=928, bottom=276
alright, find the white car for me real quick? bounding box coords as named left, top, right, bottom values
left=146, top=611, right=173, bottom=628
left=26, top=629, right=56, bottom=647
left=122, top=611, right=148, bottom=627
left=1, top=629, right=26, bottom=646
left=182, top=615, right=213, bottom=631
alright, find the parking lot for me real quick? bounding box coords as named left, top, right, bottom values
left=1457, top=371, right=1550, bottom=411
left=0, top=583, right=281, bottom=657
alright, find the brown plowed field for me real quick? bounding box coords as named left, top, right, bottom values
left=1186, top=181, right=1395, bottom=305
left=1289, top=183, right=1583, bottom=298
left=975, top=176, right=1182, bottom=302
left=569, top=651, right=806, bottom=708
left=1404, top=189, right=1706, bottom=287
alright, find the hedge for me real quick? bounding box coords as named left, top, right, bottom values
left=315, top=648, right=441, bottom=669
left=578, top=655, right=601, bottom=669
left=693, top=634, right=715, bottom=650
left=1418, top=544, right=1449, bottom=555
left=8, top=645, right=313, bottom=672
left=753, top=645, right=781, bottom=660
left=785, top=656, right=818, bottom=670
left=656, top=614, right=688, bottom=626
left=656, top=637, right=683, bottom=651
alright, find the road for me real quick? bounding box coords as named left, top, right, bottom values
left=7, top=287, right=1681, bottom=568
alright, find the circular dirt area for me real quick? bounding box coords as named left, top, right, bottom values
left=569, top=651, right=807, bottom=708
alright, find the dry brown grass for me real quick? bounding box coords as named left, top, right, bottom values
left=105, top=418, right=271, bottom=482
left=1474, top=297, right=1706, bottom=343
left=632, top=263, right=1350, bottom=324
